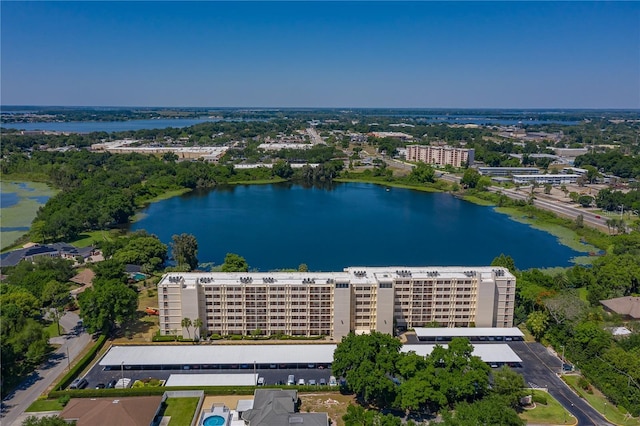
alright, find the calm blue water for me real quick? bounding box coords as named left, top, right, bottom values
left=1, top=118, right=221, bottom=133
left=1, top=192, right=19, bottom=208
left=0, top=226, right=30, bottom=232
left=131, top=183, right=582, bottom=271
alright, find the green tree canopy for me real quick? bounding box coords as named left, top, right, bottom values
left=171, top=233, right=199, bottom=271
left=78, top=280, right=138, bottom=333
left=221, top=253, right=249, bottom=272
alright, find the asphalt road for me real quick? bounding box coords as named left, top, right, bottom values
left=509, top=341, right=614, bottom=426
left=1, top=311, right=92, bottom=426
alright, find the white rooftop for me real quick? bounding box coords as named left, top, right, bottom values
left=414, top=327, right=524, bottom=338
left=165, top=374, right=256, bottom=387
left=402, top=344, right=522, bottom=363
left=99, top=342, right=521, bottom=367
left=99, top=344, right=337, bottom=367
left=159, top=266, right=514, bottom=287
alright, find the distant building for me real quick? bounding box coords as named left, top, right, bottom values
left=158, top=266, right=515, bottom=340
left=258, top=143, right=312, bottom=151
left=478, top=167, right=540, bottom=177
left=368, top=131, right=414, bottom=141
left=0, top=243, right=97, bottom=268
left=91, top=140, right=228, bottom=162
left=561, top=167, right=589, bottom=176
left=512, top=174, right=579, bottom=185
left=407, top=145, right=474, bottom=168
left=60, top=396, right=163, bottom=426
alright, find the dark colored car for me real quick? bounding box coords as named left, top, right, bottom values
left=95, top=383, right=106, bottom=389
left=106, top=379, right=118, bottom=389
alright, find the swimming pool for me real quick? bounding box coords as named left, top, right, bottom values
left=202, top=415, right=226, bottom=426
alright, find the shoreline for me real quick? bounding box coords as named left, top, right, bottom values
left=3, top=177, right=603, bottom=268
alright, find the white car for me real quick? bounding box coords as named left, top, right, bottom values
left=298, top=378, right=305, bottom=386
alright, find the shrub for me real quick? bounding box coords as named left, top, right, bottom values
left=57, top=394, right=71, bottom=407
left=532, top=392, right=548, bottom=405
left=578, top=377, right=590, bottom=390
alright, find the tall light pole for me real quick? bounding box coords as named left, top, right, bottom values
left=66, top=346, right=71, bottom=371
left=121, top=361, right=124, bottom=388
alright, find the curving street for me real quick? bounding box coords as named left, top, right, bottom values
left=1, top=311, right=92, bottom=426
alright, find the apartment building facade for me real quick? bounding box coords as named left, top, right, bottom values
left=406, top=145, right=475, bottom=168
left=158, top=266, right=515, bottom=340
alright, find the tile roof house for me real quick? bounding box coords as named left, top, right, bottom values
left=600, top=296, right=640, bottom=319
left=60, top=396, right=163, bottom=426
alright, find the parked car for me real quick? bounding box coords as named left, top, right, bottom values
left=298, top=378, right=305, bottom=386
left=70, top=378, right=88, bottom=389
left=319, top=378, right=326, bottom=386
left=106, top=379, right=117, bottom=389
left=308, top=379, right=317, bottom=386
left=95, top=383, right=106, bottom=389
left=287, top=375, right=295, bottom=386
left=257, top=377, right=265, bottom=386
left=329, top=376, right=337, bottom=386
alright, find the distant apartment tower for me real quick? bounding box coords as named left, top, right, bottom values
left=406, top=145, right=474, bottom=168
left=158, top=266, right=515, bottom=340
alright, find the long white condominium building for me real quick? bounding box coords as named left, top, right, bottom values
left=158, top=266, right=515, bottom=340
left=406, top=145, right=475, bottom=168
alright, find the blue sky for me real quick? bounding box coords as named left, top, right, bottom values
left=1, top=2, right=639, bottom=108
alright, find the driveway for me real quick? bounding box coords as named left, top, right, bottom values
left=1, top=311, right=92, bottom=426
left=509, top=341, right=614, bottom=426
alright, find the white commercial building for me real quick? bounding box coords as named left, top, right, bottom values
left=158, top=266, right=515, bottom=340
left=513, top=174, right=580, bottom=185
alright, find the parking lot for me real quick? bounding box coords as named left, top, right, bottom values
left=82, top=364, right=336, bottom=389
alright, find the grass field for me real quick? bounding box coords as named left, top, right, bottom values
left=26, top=398, right=65, bottom=412
left=519, top=390, right=574, bottom=424
left=69, top=230, right=116, bottom=248
left=160, top=397, right=200, bottom=426
left=44, top=321, right=62, bottom=338
left=563, top=375, right=640, bottom=426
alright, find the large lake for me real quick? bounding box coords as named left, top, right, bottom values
left=131, top=183, right=583, bottom=271
left=0, top=118, right=262, bottom=133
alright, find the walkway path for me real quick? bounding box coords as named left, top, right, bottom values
left=1, top=311, right=92, bottom=426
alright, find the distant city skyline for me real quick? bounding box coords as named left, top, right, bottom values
left=2, top=2, right=639, bottom=109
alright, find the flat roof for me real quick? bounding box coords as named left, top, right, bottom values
left=100, top=342, right=521, bottom=367
left=165, top=374, right=257, bottom=387
left=402, top=344, right=522, bottom=363
left=414, top=327, right=524, bottom=338
left=99, top=344, right=337, bottom=367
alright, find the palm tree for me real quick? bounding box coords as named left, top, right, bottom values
left=181, top=317, right=192, bottom=340
left=605, top=218, right=615, bottom=235
left=193, top=318, right=203, bottom=341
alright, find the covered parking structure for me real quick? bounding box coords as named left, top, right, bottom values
left=98, top=344, right=337, bottom=372
left=413, top=327, right=524, bottom=342
left=402, top=344, right=522, bottom=367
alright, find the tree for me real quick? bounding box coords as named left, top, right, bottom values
left=78, top=280, right=138, bottom=334
left=526, top=310, right=549, bottom=340
left=410, top=163, right=436, bottom=184
left=441, top=396, right=524, bottom=426
left=544, top=184, right=552, bottom=195
left=491, top=254, right=516, bottom=273
left=560, top=184, right=568, bottom=197
left=298, top=263, right=309, bottom=272
left=221, top=253, right=249, bottom=272
left=193, top=318, right=203, bottom=340
left=273, top=160, right=293, bottom=179
left=171, top=233, right=198, bottom=271
left=332, top=332, right=402, bottom=406
left=492, top=366, right=527, bottom=408
left=181, top=317, right=193, bottom=340
left=577, top=195, right=594, bottom=207
left=575, top=214, right=584, bottom=228
left=461, top=169, right=481, bottom=188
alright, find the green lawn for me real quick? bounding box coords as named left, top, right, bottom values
left=519, top=390, right=573, bottom=424
left=563, top=374, right=640, bottom=426
left=44, top=321, right=62, bottom=338
left=26, top=399, right=64, bottom=412
left=160, top=397, right=200, bottom=426
left=69, top=230, right=114, bottom=248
